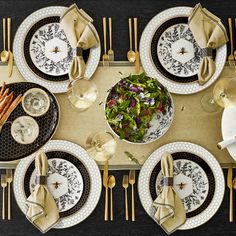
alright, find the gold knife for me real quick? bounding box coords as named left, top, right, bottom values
left=103, top=160, right=109, bottom=221
left=134, top=17, right=140, bottom=74
left=227, top=163, right=233, bottom=222
left=7, top=18, right=13, bottom=78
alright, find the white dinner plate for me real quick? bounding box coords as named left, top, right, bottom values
left=13, top=140, right=102, bottom=229
left=222, top=107, right=236, bottom=160
left=13, top=6, right=101, bottom=94
left=138, top=142, right=224, bottom=230
left=140, top=6, right=227, bottom=94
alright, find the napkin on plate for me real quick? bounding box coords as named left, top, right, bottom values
left=60, top=4, right=99, bottom=83
left=26, top=151, right=59, bottom=233
left=153, top=152, right=186, bottom=235
left=188, top=3, right=228, bottom=85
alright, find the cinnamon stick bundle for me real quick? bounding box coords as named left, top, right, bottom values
left=0, top=82, right=23, bottom=128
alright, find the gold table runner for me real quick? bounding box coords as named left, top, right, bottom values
left=0, top=63, right=234, bottom=169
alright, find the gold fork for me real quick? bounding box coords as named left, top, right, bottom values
left=108, top=17, right=114, bottom=61
left=134, top=18, right=140, bottom=73
left=228, top=18, right=234, bottom=66
left=122, top=175, right=129, bottom=221
left=102, top=17, right=109, bottom=66
left=129, top=170, right=136, bottom=221
left=6, top=169, right=12, bottom=220
left=1, top=174, right=7, bottom=220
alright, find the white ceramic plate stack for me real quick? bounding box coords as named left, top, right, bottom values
left=13, top=6, right=101, bottom=93
left=140, top=7, right=227, bottom=94
left=138, top=142, right=225, bottom=230
left=14, top=140, right=102, bottom=229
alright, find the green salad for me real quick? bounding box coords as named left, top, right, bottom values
left=105, top=73, right=170, bottom=143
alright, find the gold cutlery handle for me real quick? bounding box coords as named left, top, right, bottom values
left=7, top=18, right=10, bottom=52
left=2, top=188, right=5, bottom=220
left=228, top=18, right=233, bottom=55
left=8, top=182, right=10, bottom=220
left=3, top=18, right=6, bottom=51
left=109, top=18, right=112, bottom=50
left=134, top=18, right=138, bottom=52
left=128, top=18, right=132, bottom=51
left=110, top=188, right=113, bottom=221
left=131, top=184, right=135, bottom=221
left=105, top=187, right=108, bottom=221
left=230, top=188, right=233, bottom=222
left=103, top=17, right=107, bottom=54
left=125, top=188, right=128, bottom=220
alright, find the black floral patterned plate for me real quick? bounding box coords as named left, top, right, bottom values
left=24, top=151, right=90, bottom=218
left=24, top=16, right=90, bottom=82
left=151, top=17, right=215, bottom=83
left=149, top=152, right=215, bottom=218
left=0, top=82, right=59, bottom=161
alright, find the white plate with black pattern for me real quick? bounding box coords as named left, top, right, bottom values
left=13, top=140, right=102, bottom=229
left=140, top=7, right=227, bottom=94
left=138, top=142, right=224, bottom=230
left=29, top=158, right=84, bottom=212
left=13, top=6, right=101, bottom=94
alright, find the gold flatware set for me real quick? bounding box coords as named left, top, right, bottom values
left=103, top=161, right=116, bottom=221
left=1, top=169, right=12, bottom=220
left=122, top=170, right=136, bottom=221
left=0, top=18, right=13, bottom=77
left=102, top=17, right=114, bottom=66
left=227, top=17, right=236, bottom=66
left=127, top=18, right=140, bottom=74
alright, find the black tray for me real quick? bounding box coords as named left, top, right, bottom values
left=0, top=82, right=60, bottom=161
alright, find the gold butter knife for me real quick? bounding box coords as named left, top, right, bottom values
left=103, top=160, right=109, bottom=221
left=129, top=170, right=135, bottom=221
left=7, top=18, right=13, bottom=78
left=134, top=17, right=140, bottom=74
left=227, top=163, right=233, bottom=222
left=1, top=174, right=7, bottom=220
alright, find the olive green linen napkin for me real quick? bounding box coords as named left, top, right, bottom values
left=153, top=152, right=186, bottom=235
left=26, top=151, right=59, bottom=233
left=189, top=3, right=228, bottom=85
left=60, top=4, right=99, bottom=83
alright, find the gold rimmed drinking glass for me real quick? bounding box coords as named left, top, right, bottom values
left=85, top=131, right=117, bottom=162
left=201, top=77, right=236, bottom=112
left=67, top=79, right=98, bottom=112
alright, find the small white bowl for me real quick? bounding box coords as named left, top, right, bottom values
left=11, top=116, right=39, bottom=145
left=22, top=88, right=50, bottom=117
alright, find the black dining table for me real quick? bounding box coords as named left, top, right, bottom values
left=0, top=0, right=235, bottom=235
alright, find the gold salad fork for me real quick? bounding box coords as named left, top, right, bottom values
left=6, top=169, right=12, bottom=220
left=108, top=17, right=114, bottom=61
left=102, top=17, right=109, bottom=66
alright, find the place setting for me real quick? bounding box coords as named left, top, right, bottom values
left=0, top=1, right=235, bottom=236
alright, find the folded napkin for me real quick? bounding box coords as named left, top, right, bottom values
left=188, top=3, right=228, bottom=85
left=26, top=151, right=59, bottom=233
left=153, top=152, right=186, bottom=235
left=60, top=4, right=99, bottom=83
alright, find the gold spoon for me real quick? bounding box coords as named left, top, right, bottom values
left=127, top=18, right=136, bottom=62
left=108, top=175, right=116, bottom=221
left=1, top=18, right=9, bottom=62
left=232, top=177, right=236, bottom=190
left=228, top=18, right=234, bottom=65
